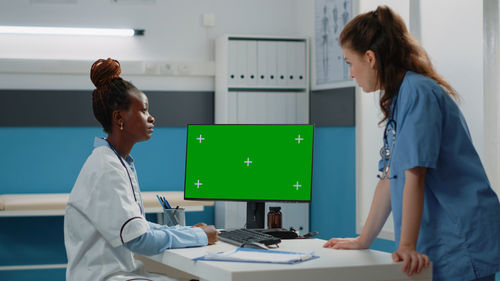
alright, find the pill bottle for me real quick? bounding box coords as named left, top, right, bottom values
left=267, top=206, right=282, bottom=229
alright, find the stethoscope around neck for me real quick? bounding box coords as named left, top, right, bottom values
left=377, top=94, right=399, bottom=180
left=105, top=139, right=143, bottom=212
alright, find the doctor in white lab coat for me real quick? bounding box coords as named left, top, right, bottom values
left=64, top=58, right=219, bottom=281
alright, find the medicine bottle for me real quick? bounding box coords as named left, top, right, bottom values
left=267, top=206, right=282, bottom=229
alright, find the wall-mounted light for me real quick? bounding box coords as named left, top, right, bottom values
left=0, top=26, right=145, bottom=37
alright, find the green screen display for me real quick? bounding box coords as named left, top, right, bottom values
left=184, top=124, right=313, bottom=202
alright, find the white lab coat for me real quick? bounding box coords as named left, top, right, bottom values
left=64, top=143, right=177, bottom=281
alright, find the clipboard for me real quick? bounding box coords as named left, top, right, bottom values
left=193, top=248, right=318, bottom=264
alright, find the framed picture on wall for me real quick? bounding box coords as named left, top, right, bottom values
left=312, top=0, right=356, bottom=90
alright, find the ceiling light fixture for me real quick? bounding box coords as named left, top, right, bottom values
left=0, top=26, right=144, bottom=37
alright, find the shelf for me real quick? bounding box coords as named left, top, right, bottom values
left=228, top=87, right=307, bottom=92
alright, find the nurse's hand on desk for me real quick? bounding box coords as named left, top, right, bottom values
left=322, top=236, right=368, bottom=249
left=392, top=246, right=430, bottom=276
left=192, top=223, right=219, bottom=245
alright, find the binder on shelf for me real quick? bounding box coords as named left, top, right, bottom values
left=266, top=92, right=287, bottom=124
left=296, top=41, right=307, bottom=88
left=228, top=40, right=238, bottom=87
left=236, top=91, right=270, bottom=124
left=265, top=41, right=278, bottom=86
left=227, top=91, right=238, bottom=123
left=236, top=91, right=249, bottom=124
left=237, top=92, right=262, bottom=124
left=277, top=41, right=288, bottom=87
left=235, top=40, right=248, bottom=86
left=296, top=91, right=308, bottom=124
left=254, top=92, right=268, bottom=124
left=284, top=92, right=298, bottom=124
left=257, top=41, right=268, bottom=86
left=246, top=40, right=258, bottom=86
left=286, top=42, right=297, bottom=87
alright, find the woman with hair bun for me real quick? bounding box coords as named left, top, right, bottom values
left=64, top=58, right=219, bottom=281
left=323, top=6, right=500, bottom=281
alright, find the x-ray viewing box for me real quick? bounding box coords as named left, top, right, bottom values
left=0, top=191, right=213, bottom=217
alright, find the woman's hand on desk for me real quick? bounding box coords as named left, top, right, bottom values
left=323, top=236, right=369, bottom=249
left=192, top=223, right=220, bottom=245
left=392, top=246, right=430, bottom=276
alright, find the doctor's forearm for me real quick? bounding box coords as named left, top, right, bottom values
left=359, top=179, right=392, bottom=246
left=399, top=167, right=426, bottom=249
left=124, top=225, right=208, bottom=256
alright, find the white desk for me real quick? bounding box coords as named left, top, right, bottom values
left=143, top=238, right=432, bottom=281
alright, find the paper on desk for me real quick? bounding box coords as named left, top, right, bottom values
left=193, top=248, right=318, bottom=264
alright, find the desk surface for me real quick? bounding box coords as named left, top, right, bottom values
left=148, top=238, right=432, bottom=281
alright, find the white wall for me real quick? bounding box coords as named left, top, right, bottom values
left=483, top=0, right=500, bottom=198
left=0, top=0, right=303, bottom=91
left=420, top=0, right=484, bottom=158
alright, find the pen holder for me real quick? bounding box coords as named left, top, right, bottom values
left=162, top=208, right=186, bottom=227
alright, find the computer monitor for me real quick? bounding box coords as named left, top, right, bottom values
left=184, top=124, right=314, bottom=228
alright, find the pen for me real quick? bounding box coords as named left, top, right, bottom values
left=172, top=205, right=179, bottom=224
left=156, top=195, right=168, bottom=210
left=162, top=196, right=172, bottom=209
left=171, top=206, right=179, bottom=225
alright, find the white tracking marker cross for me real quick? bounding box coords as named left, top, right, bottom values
left=196, top=134, right=205, bottom=143
left=293, top=181, right=302, bottom=190
left=195, top=180, right=203, bottom=188
left=244, top=157, right=253, bottom=167
left=295, top=134, right=304, bottom=144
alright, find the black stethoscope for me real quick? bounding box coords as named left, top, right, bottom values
left=106, top=139, right=144, bottom=214
left=377, top=93, right=399, bottom=180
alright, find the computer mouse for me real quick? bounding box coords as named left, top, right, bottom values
left=241, top=242, right=268, bottom=250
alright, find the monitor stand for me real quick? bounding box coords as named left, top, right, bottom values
left=246, top=202, right=265, bottom=229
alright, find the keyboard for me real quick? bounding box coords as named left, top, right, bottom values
left=219, top=228, right=281, bottom=247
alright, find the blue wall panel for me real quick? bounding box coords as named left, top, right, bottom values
left=310, top=126, right=396, bottom=253
left=0, top=127, right=190, bottom=194
left=1, top=127, right=101, bottom=194
left=310, top=127, right=356, bottom=239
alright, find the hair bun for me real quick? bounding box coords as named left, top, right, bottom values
left=90, top=58, right=122, bottom=88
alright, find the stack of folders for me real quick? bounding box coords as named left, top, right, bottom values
left=193, top=248, right=318, bottom=264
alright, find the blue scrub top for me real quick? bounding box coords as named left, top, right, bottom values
left=382, top=71, right=500, bottom=281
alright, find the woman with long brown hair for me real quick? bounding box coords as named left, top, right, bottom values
left=323, top=6, right=500, bottom=281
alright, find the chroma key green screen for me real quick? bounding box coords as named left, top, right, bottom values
left=184, top=124, right=313, bottom=202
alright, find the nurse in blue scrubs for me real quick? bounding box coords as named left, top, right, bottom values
left=323, top=6, right=500, bottom=281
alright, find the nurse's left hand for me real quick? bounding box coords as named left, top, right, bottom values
left=392, top=246, right=430, bottom=276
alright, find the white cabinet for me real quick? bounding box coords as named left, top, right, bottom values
left=216, top=35, right=309, bottom=124
left=215, top=35, right=311, bottom=233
